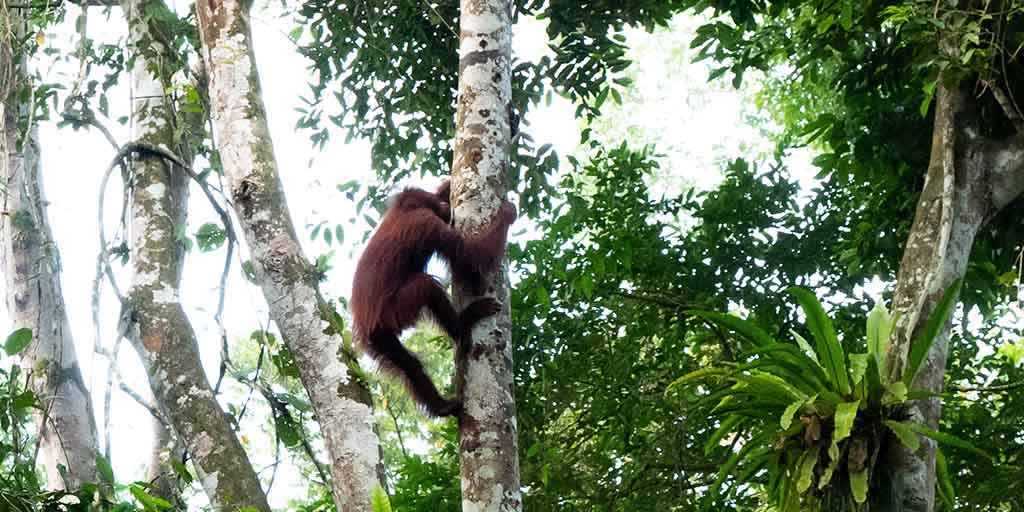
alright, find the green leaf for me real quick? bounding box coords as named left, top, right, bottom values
left=742, top=344, right=832, bottom=393
left=849, top=468, right=868, bottom=504
left=831, top=400, right=859, bottom=457
left=921, top=80, right=937, bottom=117
left=840, top=0, right=853, bottom=30
left=849, top=353, right=868, bottom=386
left=96, top=454, right=115, bottom=483
left=790, top=330, right=820, bottom=365
left=687, top=310, right=776, bottom=348
left=131, top=484, right=173, bottom=509
left=903, top=279, right=962, bottom=387
left=819, top=444, right=841, bottom=489
left=884, top=420, right=920, bottom=452
left=902, top=422, right=991, bottom=459
left=5, top=328, right=33, bottom=356
left=275, top=417, right=301, bottom=447
left=796, top=445, right=820, bottom=493
left=710, top=431, right=771, bottom=499
left=12, top=390, right=36, bottom=411
left=789, top=287, right=850, bottom=394
left=866, top=300, right=892, bottom=379
left=781, top=400, right=802, bottom=430
left=731, top=373, right=808, bottom=404
left=666, top=367, right=731, bottom=394
left=705, top=414, right=745, bottom=456
left=335, top=225, right=345, bottom=246
left=372, top=483, right=393, bottom=512
left=170, top=460, right=193, bottom=484
left=195, top=223, right=227, bottom=252
left=883, top=381, right=908, bottom=405
left=936, top=449, right=956, bottom=509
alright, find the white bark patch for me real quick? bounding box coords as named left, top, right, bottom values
left=322, top=399, right=379, bottom=508
left=460, top=8, right=503, bottom=32
left=201, top=471, right=219, bottom=494
left=207, top=31, right=258, bottom=191
left=193, top=432, right=215, bottom=458
left=144, top=182, right=167, bottom=200
left=463, top=486, right=508, bottom=512
left=134, top=269, right=160, bottom=288
left=152, top=283, right=180, bottom=304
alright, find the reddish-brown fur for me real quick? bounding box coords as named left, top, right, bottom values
left=351, top=182, right=516, bottom=417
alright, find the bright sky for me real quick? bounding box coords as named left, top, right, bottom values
left=0, top=2, right=824, bottom=508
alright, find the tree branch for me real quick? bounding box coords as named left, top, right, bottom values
left=988, top=81, right=1024, bottom=135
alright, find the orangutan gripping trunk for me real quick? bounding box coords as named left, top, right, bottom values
left=351, top=182, right=516, bottom=417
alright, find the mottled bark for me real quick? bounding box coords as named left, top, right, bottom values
left=0, top=10, right=102, bottom=489
left=146, top=417, right=184, bottom=508
left=453, top=1, right=522, bottom=511
left=878, top=64, right=1024, bottom=512
left=119, top=1, right=268, bottom=509
left=195, top=1, right=384, bottom=509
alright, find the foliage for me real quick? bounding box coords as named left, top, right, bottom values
left=389, top=423, right=461, bottom=512
left=294, top=0, right=687, bottom=216
left=0, top=330, right=172, bottom=511
left=669, top=282, right=987, bottom=510
left=506, top=143, right=872, bottom=510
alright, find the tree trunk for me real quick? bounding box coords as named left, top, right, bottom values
left=119, top=1, right=268, bottom=509
left=195, top=1, right=385, bottom=509
left=453, top=1, right=522, bottom=510
left=0, top=9, right=102, bottom=490
left=878, top=72, right=1024, bottom=511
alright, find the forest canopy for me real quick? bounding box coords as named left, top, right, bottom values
left=0, top=0, right=1022, bottom=511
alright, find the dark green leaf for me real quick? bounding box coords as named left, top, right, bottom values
left=903, top=279, right=962, bottom=387
left=788, top=287, right=850, bottom=394
left=5, top=328, right=32, bottom=356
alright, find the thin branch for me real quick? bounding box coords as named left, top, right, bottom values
left=385, top=397, right=409, bottom=460
left=612, top=290, right=697, bottom=310
left=101, top=336, right=123, bottom=461
left=951, top=379, right=1024, bottom=393
left=117, top=381, right=165, bottom=423
left=989, top=81, right=1024, bottom=134
left=263, top=437, right=282, bottom=497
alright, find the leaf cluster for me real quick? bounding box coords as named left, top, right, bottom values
left=671, top=282, right=986, bottom=510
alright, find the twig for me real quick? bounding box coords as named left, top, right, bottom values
left=117, top=381, right=165, bottom=423
left=101, top=336, right=123, bottom=461
left=264, top=436, right=282, bottom=497
left=385, top=397, right=409, bottom=460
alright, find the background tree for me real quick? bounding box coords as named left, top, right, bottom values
left=196, top=0, right=384, bottom=508
left=0, top=3, right=102, bottom=490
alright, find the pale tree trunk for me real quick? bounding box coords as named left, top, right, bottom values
left=879, top=35, right=1024, bottom=511
left=118, top=0, right=268, bottom=509
left=195, top=1, right=384, bottom=509
left=0, top=8, right=102, bottom=490
left=453, top=1, right=522, bottom=510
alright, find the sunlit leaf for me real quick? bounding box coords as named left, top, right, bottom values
left=866, top=300, right=891, bottom=378
left=884, top=420, right=920, bottom=452
left=849, top=468, right=868, bottom=504
left=781, top=400, right=802, bottom=430
left=796, top=445, right=820, bottom=493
